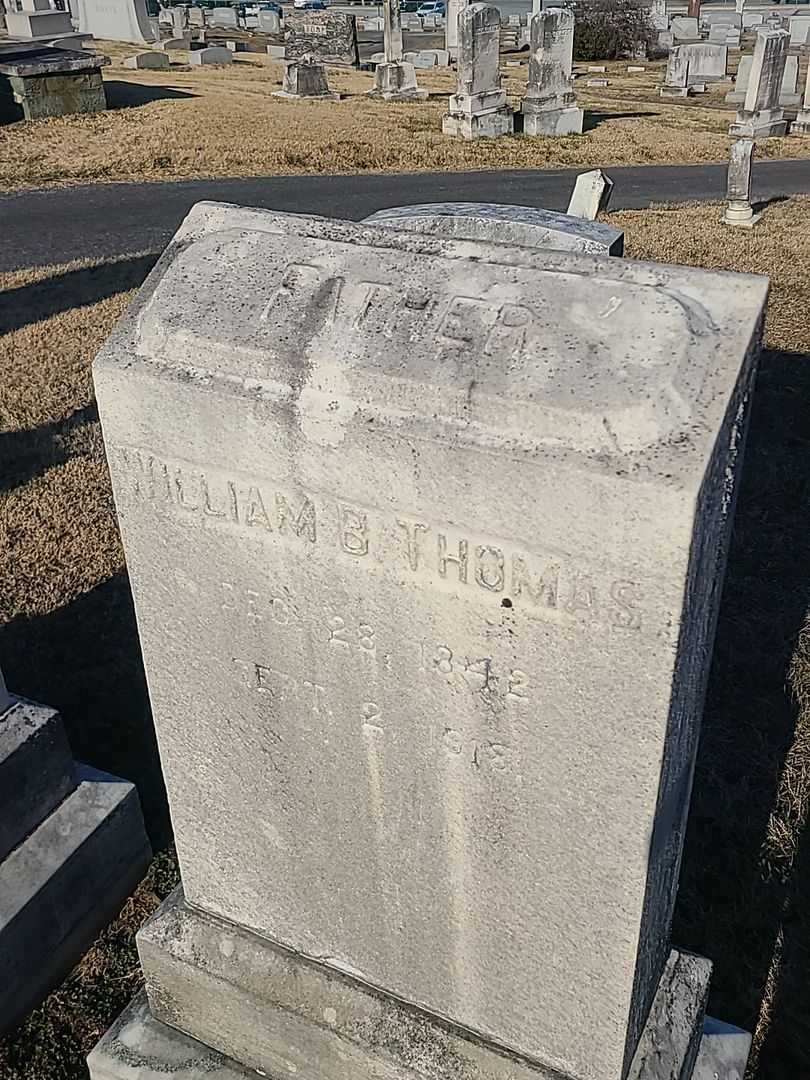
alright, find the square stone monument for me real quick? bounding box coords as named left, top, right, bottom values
left=443, top=3, right=513, bottom=138
left=0, top=676, right=151, bottom=1033
left=793, top=58, right=810, bottom=134
left=521, top=7, right=582, bottom=135
left=274, top=55, right=339, bottom=99
left=728, top=28, right=788, bottom=137
left=88, top=202, right=766, bottom=1080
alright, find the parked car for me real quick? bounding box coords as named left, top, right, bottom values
left=415, top=0, right=444, bottom=13
left=400, top=1, right=421, bottom=10
left=293, top=0, right=326, bottom=8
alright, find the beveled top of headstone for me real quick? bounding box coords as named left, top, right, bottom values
left=99, top=201, right=766, bottom=474
left=363, top=201, right=623, bottom=255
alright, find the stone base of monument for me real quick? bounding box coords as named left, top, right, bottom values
left=792, top=110, right=810, bottom=133
left=723, top=200, right=762, bottom=228
left=728, top=106, right=788, bottom=137
left=520, top=102, right=583, bottom=136
left=0, top=698, right=152, bottom=1034
left=659, top=84, right=691, bottom=98
left=442, top=106, right=513, bottom=138
left=0, top=44, right=110, bottom=121
left=274, top=58, right=339, bottom=100
left=88, top=991, right=751, bottom=1080
left=85, top=884, right=721, bottom=1080
left=442, top=88, right=514, bottom=138
left=368, top=61, right=428, bottom=100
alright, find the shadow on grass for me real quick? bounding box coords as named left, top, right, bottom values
left=0, top=404, right=97, bottom=493
left=583, top=108, right=659, bottom=131
left=0, top=571, right=168, bottom=846
left=0, top=254, right=158, bottom=336
left=104, top=80, right=198, bottom=109
left=674, top=347, right=810, bottom=1079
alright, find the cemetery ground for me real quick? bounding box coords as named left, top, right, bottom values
left=1, top=196, right=810, bottom=1079
left=3, top=43, right=810, bottom=188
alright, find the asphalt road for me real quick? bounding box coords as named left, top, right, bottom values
left=3, top=157, right=810, bottom=271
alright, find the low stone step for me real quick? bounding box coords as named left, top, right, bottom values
left=0, top=696, right=76, bottom=864
left=0, top=764, right=152, bottom=1034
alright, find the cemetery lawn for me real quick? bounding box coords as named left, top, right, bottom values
left=2, top=45, right=810, bottom=189
left=2, top=197, right=810, bottom=1078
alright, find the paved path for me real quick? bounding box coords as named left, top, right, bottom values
left=3, top=157, right=810, bottom=272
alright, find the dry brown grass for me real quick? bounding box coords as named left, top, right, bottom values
left=1, top=45, right=809, bottom=190
left=2, top=201, right=810, bottom=1078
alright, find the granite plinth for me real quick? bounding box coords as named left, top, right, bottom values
left=0, top=765, right=151, bottom=1034
left=130, top=887, right=711, bottom=1080
left=521, top=103, right=583, bottom=135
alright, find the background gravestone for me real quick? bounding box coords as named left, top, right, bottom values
left=75, top=0, right=157, bottom=43
left=89, top=202, right=766, bottom=1080
left=285, top=10, right=358, bottom=67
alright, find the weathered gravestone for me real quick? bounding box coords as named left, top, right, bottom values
left=257, top=7, right=280, bottom=33
left=443, top=3, right=513, bottom=138
left=686, top=42, right=727, bottom=82
left=75, top=0, right=158, bottom=43
left=88, top=200, right=765, bottom=1080
left=788, top=13, right=810, bottom=46
left=725, top=53, right=798, bottom=106
left=209, top=5, right=237, bottom=26
left=521, top=7, right=583, bottom=135
left=660, top=44, right=691, bottom=98
left=285, top=10, right=358, bottom=67
left=124, top=49, right=169, bottom=67
left=370, top=0, right=427, bottom=100
left=566, top=168, right=613, bottom=220
left=274, top=56, right=338, bottom=98
left=363, top=201, right=624, bottom=254
left=794, top=57, right=810, bottom=134
left=188, top=44, right=231, bottom=63
left=728, top=27, right=788, bottom=137
left=670, top=14, right=699, bottom=40
left=0, top=674, right=151, bottom=1033
left=723, top=137, right=759, bottom=227
left=445, top=0, right=470, bottom=59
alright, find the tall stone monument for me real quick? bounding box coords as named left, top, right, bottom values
left=723, top=138, right=759, bottom=227
left=521, top=7, right=582, bottom=135
left=793, top=57, right=810, bottom=133
left=445, top=0, right=470, bottom=60
left=370, top=0, right=427, bottom=100
left=88, top=202, right=765, bottom=1080
left=443, top=3, right=513, bottom=138
left=728, top=27, right=788, bottom=137
left=0, top=672, right=151, bottom=1033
